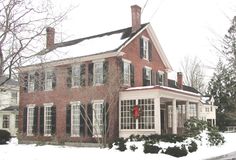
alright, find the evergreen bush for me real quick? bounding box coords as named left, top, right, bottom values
left=113, top=137, right=127, bottom=151
left=130, top=144, right=138, bottom=151
left=207, top=126, right=225, bottom=146
left=188, top=141, right=198, bottom=153
left=143, top=142, right=162, bottom=154
left=0, top=130, right=11, bottom=144
left=163, top=144, right=188, bottom=157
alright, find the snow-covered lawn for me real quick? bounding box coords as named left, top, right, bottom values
left=0, top=133, right=235, bottom=160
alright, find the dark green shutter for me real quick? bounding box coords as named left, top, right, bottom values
left=66, top=105, right=71, bottom=135
left=103, top=103, right=109, bottom=136
left=143, top=68, right=146, bottom=86
left=130, top=64, right=135, bottom=87
left=22, top=73, right=28, bottom=92
left=39, top=106, right=44, bottom=135
left=80, top=64, right=86, bottom=86
left=103, top=61, right=108, bottom=84
left=34, top=72, right=39, bottom=91
left=51, top=106, right=56, bottom=135
left=40, top=72, right=45, bottom=91
left=52, top=71, right=56, bottom=89
left=156, top=72, right=160, bottom=85
left=87, top=103, right=93, bottom=137
left=67, top=67, right=72, bottom=88
left=33, top=106, right=38, bottom=135
left=23, top=107, right=27, bottom=133
left=80, top=105, right=85, bottom=137
left=88, top=63, right=94, bottom=86
left=140, top=38, right=144, bottom=59
left=148, top=41, right=152, bottom=61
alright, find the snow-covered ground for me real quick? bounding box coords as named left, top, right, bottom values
left=0, top=132, right=235, bottom=160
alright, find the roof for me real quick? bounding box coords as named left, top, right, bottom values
left=168, top=79, right=200, bottom=94
left=0, top=106, right=18, bottom=111
left=0, top=76, right=18, bottom=86
left=23, top=24, right=149, bottom=67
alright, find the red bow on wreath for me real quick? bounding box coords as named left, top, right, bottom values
left=132, top=105, right=142, bottom=119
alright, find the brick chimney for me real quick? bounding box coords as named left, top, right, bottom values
left=131, top=5, right=141, bottom=33
left=46, top=27, right=55, bottom=49
left=177, top=72, right=183, bottom=89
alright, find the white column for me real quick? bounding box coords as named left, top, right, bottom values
left=172, top=99, right=177, bottom=134
left=196, top=102, right=201, bottom=119
left=154, top=97, right=161, bottom=134
left=186, top=101, right=190, bottom=120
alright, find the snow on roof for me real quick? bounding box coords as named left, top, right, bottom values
left=23, top=32, right=129, bottom=66
left=125, top=85, right=201, bottom=97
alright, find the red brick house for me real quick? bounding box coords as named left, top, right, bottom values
left=18, top=5, right=201, bottom=144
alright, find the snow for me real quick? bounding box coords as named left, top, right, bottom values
left=24, top=32, right=128, bottom=65
left=1, top=132, right=236, bottom=160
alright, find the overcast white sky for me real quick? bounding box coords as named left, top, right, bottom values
left=52, top=0, right=236, bottom=81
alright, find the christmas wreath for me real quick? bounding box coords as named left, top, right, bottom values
left=130, top=105, right=143, bottom=119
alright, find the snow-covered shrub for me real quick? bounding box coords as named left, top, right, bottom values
left=143, top=141, right=162, bottom=154
left=207, top=127, right=225, bottom=146
left=159, top=134, right=186, bottom=143
left=184, top=118, right=208, bottom=138
left=113, top=137, right=127, bottom=151
left=0, top=130, right=11, bottom=144
left=129, top=134, right=143, bottom=142
left=163, top=144, right=188, bottom=157
left=129, top=144, right=138, bottom=152
left=188, top=141, right=198, bottom=153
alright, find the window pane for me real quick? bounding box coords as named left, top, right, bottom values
left=2, top=115, right=10, bottom=128
left=94, top=62, right=103, bottom=85
left=138, top=99, right=154, bottom=129
left=27, top=107, right=34, bottom=135
left=93, top=102, right=103, bottom=136
left=71, top=104, right=80, bottom=136
left=123, top=62, right=130, bottom=85
left=44, top=106, right=52, bottom=135
left=120, top=100, right=136, bottom=130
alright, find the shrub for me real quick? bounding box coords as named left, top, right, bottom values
left=184, top=118, right=208, bottom=138
left=188, top=141, right=198, bottom=153
left=164, top=145, right=188, bottom=157
left=207, top=127, right=225, bottom=146
left=160, top=134, right=186, bottom=143
left=143, top=142, right=162, bottom=154
left=113, top=137, right=127, bottom=151
left=130, top=144, right=138, bottom=152
left=0, top=130, right=11, bottom=144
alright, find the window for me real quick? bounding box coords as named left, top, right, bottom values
left=2, top=115, right=10, bottom=128
left=44, top=103, right=53, bottom=136
left=94, top=62, right=103, bottom=85
left=45, top=70, right=53, bottom=90
left=93, top=101, right=104, bottom=136
left=11, top=91, right=17, bottom=104
left=158, top=71, right=164, bottom=85
left=120, top=99, right=154, bottom=130
left=120, top=100, right=136, bottom=129
left=123, top=60, right=131, bottom=85
left=71, top=102, right=80, bottom=137
left=15, top=115, right=19, bottom=128
left=144, top=67, right=152, bottom=86
left=168, top=105, right=172, bottom=128
left=138, top=99, right=155, bottom=129
left=142, top=37, right=149, bottom=60
left=28, top=72, right=35, bottom=92
left=27, top=106, right=35, bottom=135
left=189, top=104, right=197, bottom=118
left=72, top=65, right=80, bottom=87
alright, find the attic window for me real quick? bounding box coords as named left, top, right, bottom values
left=140, top=36, right=152, bottom=61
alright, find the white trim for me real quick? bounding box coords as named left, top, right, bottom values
left=70, top=101, right=81, bottom=105
left=144, top=66, right=152, bottom=70
left=70, top=102, right=81, bottom=137
left=122, top=58, right=131, bottom=64
left=92, top=59, right=105, bottom=63
left=43, top=103, right=53, bottom=107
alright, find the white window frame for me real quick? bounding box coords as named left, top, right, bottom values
left=122, top=59, right=131, bottom=86
left=44, top=103, right=53, bottom=136
left=45, top=69, right=53, bottom=91
left=72, top=65, right=81, bottom=87
left=158, top=71, right=164, bottom=85
left=145, top=66, right=152, bottom=86
left=28, top=72, right=35, bottom=92
left=2, top=115, right=10, bottom=128
left=138, top=99, right=155, bottom=129
left=92, top=100, right=104, bottom=137
left=168, top=105, right=173, bottom=128
left=142, top=36, right=149, bottom=61
left=27, top=104, right=35, bottom=136
left=70, top=101, right=81, bottom=137
left=11, top=91, right=18, bottom=104
left=93, top=60, right=104, bottom=86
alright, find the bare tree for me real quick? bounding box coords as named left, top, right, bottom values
left=181, top=56, right=205, bottom=93
left=0, top=0, right=70, bottom=85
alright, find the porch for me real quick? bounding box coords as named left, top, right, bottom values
left=119, top=85, right=201, bottom=138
